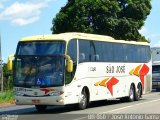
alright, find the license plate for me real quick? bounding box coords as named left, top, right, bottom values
left=32, top=99, right=40, bottom=104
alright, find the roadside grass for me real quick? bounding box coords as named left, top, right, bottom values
left=0, top=90, right=15, bottom=104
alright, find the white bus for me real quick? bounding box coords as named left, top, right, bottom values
left=8, top=32, right=152, bottom=111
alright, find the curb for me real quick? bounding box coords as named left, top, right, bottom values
left=0, top=103, right=16, bottom=108
left=0, top=100, right=16, bottom=108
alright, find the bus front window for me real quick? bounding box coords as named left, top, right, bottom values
left=14, top=41, right=65, bottom=87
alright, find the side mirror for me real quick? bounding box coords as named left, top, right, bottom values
left=67, top=59, right=73, bottom=72
left=7, top=54, right=15, bottom=70
left=65, top=55, right=73, bottom=72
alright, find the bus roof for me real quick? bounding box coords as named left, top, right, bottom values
left=20, top=32, right=149, bottom=46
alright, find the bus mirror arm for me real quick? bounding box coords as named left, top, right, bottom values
left=7, top=54, right=15, bottom=71
left=65, top=55, right=73, bottom=73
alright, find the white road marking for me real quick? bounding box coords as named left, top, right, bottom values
left=73, top=98, right=160, bottom=120
left=73, top=116, right=88, bottom=120
left=102, top=98, right=160, bottom=113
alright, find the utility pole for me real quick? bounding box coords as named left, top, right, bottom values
left=0, top=34, right=3, bottom=92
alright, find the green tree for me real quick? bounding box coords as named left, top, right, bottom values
left=3, top=63, right=13, bottom=90
left=51, top=0, right=151, bottom=42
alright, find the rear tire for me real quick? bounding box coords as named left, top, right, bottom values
left=127, top=85, right=135, bottom=102
left=35, top=105, right=47, bottom=112
left=78, top=89, right=88, bottom=110
left=135, top=84, right=142, bottom=101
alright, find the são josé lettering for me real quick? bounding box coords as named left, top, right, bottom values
left=106, top=65, right=125, bottom=74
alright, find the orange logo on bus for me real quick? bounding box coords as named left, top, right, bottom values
left=95, top=77, right=119, bottom=95
left=129, top=64, right=149, bottom=89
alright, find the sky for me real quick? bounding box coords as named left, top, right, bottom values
left=0, top=0, right=159, bottom=63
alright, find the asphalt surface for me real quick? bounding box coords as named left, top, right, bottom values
left=0, top=91, right=160, bottom=120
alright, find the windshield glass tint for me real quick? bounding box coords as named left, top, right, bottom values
left=152, top=65, right=160, bottom=73
left=14, top=56, right=65, bottom=87
left=17, top=41, right=65, bottom=55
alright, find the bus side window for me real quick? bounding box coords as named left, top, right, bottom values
left=65, top=39, right=77, bottom=84
left=79, top=40, right=90, bottom=63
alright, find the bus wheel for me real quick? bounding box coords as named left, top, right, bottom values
left=135, top=84, right=142, bottom=101
left=127, top=85, right=135, bottom=102
left=35, top=105, right=47, bottom=112
left=78, top=90, right=88, bottom=110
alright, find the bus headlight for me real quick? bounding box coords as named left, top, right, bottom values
left=15, top=92, right=24, bottom=96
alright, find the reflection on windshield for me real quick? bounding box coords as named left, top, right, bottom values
left=17, top=41, right=65, bottom=55
left=14, top=56, right=64, bottom=87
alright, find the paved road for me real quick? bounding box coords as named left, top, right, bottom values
left=0, top=92, right=160, bottom=120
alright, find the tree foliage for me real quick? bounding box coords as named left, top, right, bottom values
left=2, top=63, right=13, bottom=90
left=51, top=0, right=151, bottom=42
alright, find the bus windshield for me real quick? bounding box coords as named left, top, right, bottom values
left=14, top=56, right=65, bottom=87
left=14, top=41, right=66, bottom=88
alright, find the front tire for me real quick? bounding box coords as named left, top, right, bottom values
left=35, top=105, right=47, bottom=112
left=78, top=90, right=88, bottom=110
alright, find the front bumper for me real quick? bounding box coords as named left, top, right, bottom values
left=15, top=96, right=65, bottom=105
